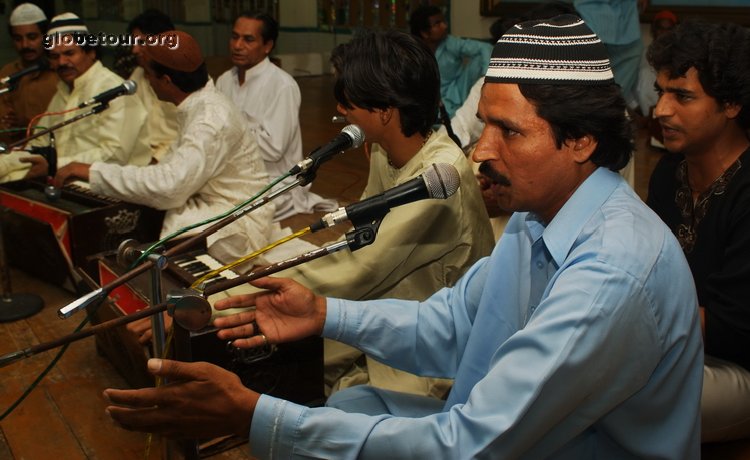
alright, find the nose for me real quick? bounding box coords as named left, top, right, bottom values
left=653, top=93, right=671, bottom=120
left=471, top=128, right=498, bottom=164
left=21, top=37, right=33, bottom=49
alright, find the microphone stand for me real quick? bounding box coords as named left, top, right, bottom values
left=0, top=217, right=384, bottom=368
left=0, top=208, right=44, bottom=322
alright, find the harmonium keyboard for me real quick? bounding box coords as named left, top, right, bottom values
left=0, top=178, right=164, bottom=290
left=89, top=241, right=324, bottom=405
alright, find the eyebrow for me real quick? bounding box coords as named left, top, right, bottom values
left=654, top=81, right=695, bottom=98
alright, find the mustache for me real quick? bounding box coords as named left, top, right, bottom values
left=20, top=48, right=37, bottom=54
left=479, top=161, right=511, bottom=186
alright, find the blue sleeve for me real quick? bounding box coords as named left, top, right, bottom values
left=322, top=256, right=490, bottom=377
left=249, top=260, right=672, bottom=459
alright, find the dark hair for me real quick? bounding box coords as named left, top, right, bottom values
left=409, top=5, right=442, bottom=37
left=647, top=21, right=750, bottom=129
left=127, top=9, right=174, bottom=35
left=331, top=30, right=440, bottom=137
left=235, top=11, right=278, bottom=49
left=149, top=60, right=208, bottom=94
left=518, top=83, right=634, bottom=171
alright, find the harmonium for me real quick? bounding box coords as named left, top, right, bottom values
left=0, top=178, right=164, bottom=290
left=88, top=240, right=325, bottom=405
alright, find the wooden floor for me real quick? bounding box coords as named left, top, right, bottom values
left=1, top=75, right=747, bottom=459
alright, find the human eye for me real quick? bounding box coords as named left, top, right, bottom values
left=501, top=125, right=520, bottom=138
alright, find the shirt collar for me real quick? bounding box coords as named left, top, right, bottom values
left=526, top=167, right=623, bottom=266
left=57, top=59, right=102, bottom=95
left=235, top=57, right=270, bottom=85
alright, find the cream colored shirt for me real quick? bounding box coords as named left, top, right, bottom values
left=284, top=131, right=495, bottom=397
left=128, top=66, right=178, bottom=162
left=0, top=61, right=148, bottom=183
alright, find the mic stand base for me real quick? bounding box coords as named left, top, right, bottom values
left=0, top=293, right=44, bottom=322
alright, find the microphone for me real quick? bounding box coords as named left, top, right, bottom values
left=0, top=60, right=49, bottom=86
left=290, top=124, right=365, bottom=175
left=78, top=80, right=137, bottom=108
left=311, top=163, right=460, bottom=231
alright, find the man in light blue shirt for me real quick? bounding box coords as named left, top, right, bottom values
left=104, top=16, right=702, bottom=459
left=409, top=5, right=492, bottom=118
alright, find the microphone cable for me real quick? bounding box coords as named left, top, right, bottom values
left=127, top=170, right=294, bottom=270
left=190, top=226, right=313, bottom=291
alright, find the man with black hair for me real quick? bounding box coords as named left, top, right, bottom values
left=216, top=12, right=336, bottom=221
left=1, top=12, right=148, bottom=183
left=0, top=3, right=57, bottom=146
left=409, top=5, right=491, bottom=119
left=54, top=30, right=277, bottom=268
left=104, top=18, right=702, bottom=459
left=126, top=9, right=178, bottom=162
left=646, top=20, right=750, bottom=443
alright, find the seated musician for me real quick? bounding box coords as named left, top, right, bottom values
left=216, top=12, right=337, bottom=221
left=0, top=3, right=57, bottom=146
left=1, top=13, right=148, bottom=183
left=126, top=9, right=179, bottom=163
left=105, top=17, right=703, bottom=458
left=54, top=30, right=278, bottom=269
left=207, top=30, right=494, bottom=399
left=645, top=21, right=750, bottom=443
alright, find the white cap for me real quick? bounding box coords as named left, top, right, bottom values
left=9, top=3, right=47, bottom=26
left=47, top=12, right=89, bottom=36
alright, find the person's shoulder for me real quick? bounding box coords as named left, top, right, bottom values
left=595, top=183, right=680, bottom=273
left=265, top=61, right=300, bottom=91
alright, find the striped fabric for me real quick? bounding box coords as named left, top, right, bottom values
left=486, top=14, right=614, bottom=85
left=47, top=12, right=89, bottom=37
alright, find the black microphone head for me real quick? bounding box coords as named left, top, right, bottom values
left=341, top=124, right=365, bottom=149
left=123, top=80, right=137, bottom=95
left=423, top=163, right=460, bottom=199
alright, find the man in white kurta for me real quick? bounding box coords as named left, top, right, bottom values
left=0, top=13, right=147, bottom=183
left=216, top=13, right=336, bottom=221
left=54, top=31, right=276, bottom=265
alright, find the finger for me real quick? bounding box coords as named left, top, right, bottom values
left=106, top=406, right=175, bottom=435
left=215, top=323, right=257, bottom=341
left=212, top=311, right=255, bottom=329
left=226, top=334, right=269, bottom=349
left=213, top=294, right=257, bottom=311
left=136, top=329, right=152, bottom=345
left=248, top=276, right=289, bottom=291
left=103, top=387, right=162, bottom=407
left=52, top=172, right=68, bottom=188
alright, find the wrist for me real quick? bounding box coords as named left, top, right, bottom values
left=315, top=295, right=327, bottom=335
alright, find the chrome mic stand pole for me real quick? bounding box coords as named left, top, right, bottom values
left=0, top=208, right=44, bottom=321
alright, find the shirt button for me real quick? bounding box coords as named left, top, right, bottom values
left=536, top=261, right=543, bottom=269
